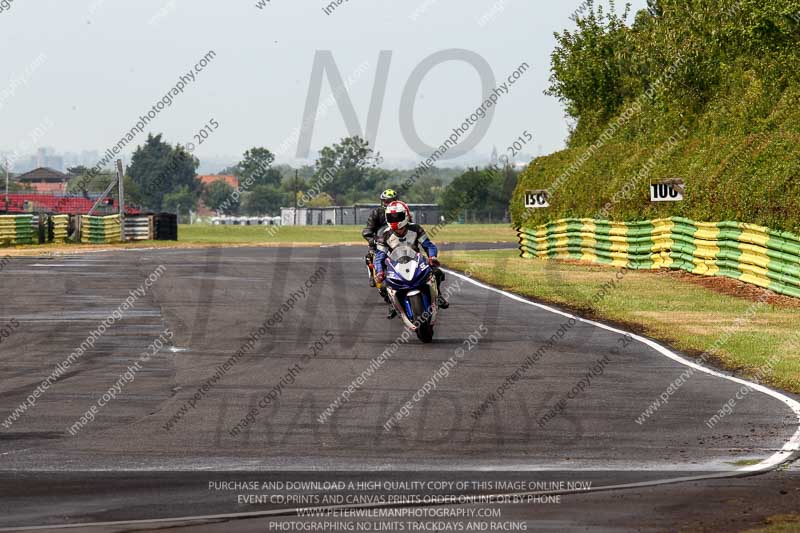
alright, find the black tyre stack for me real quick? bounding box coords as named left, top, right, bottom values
left=154, top=213, right=178, bottom=241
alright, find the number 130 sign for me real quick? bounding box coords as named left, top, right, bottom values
left=525, top=190, right=550, bottom=208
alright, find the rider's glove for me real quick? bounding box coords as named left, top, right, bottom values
left=429, top=256, right=440, bottom=267
left=375, top=271, right=385, bottom=283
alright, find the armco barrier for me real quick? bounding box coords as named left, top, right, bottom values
left=80, top=214, right=122, bottom=244
left=124, top=215, right=154, bottom=241
left=0, top=214, right=35, bottom=245
left=518, top=217, right=800, bottom=298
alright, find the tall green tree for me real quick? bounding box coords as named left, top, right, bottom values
left=242, top=185, right=284, bottom=215
left=202, top=180, right=238, bottom=214
left=127, top=134, right=199, bottom=211
left=441, top=165, right=518, bottom=223
left=162, top=185, right=196, bottom=218
left=239, top=147, right=282, bottom=187
left=314, top=136, right=381, bottom=204
left=547, top=0, right=635, bottom=144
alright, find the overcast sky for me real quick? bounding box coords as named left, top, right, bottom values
left=0, top=0, right=648, bottom=170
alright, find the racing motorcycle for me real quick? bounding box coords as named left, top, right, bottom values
left=382, top=243, right=439, bottom=343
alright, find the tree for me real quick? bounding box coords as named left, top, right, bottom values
left=4, top=166, right=28, bottom=192
left=127, top=134, right=200, bottom=211
left=441, top=168, right=487, bottom=221
left=67, top=165, right=90, bottom=176
left=303, top=192, right=334, bottom=208
left=66, top=169, right=115, bottom=196
left=441, top=165, right=517, bottom=223
left=403, top=175, right=444, bottom=204
left=202, top=180, right=238, bottom=214
left=162, top=185, right=197, bottom=216
left=238, top=147, right=282, bottom=187
left=217, top=164, right=241, bottom=177
left=65, top=167, right=143, bottom=207
left=314, top=136, right=381, bottom=203
left=546, top=0, right=635, bottom=144
left=123, top=176, right=143, bottom=207
left=500, top=162, right=519, bottom=201
left=646, top=0, right=662, bottom=17
left=242, top=185, right=284, bottom=215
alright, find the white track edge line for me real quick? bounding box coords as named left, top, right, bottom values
left=444, top=269, right=800, bottom=473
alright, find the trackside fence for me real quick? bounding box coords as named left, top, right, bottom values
left=124, top=215, right=154, bottom=241
left=518, top=217, right=800, bottom=298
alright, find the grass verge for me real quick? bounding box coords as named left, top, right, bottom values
left=742, top=515, right=800, bottom=533
left=0, top=224, right=516, bottom=256
left=178, top=224, right=516, bottom=244
left=444, top=249, right=800, bottom=395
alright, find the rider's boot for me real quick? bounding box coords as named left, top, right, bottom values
left=366, top=254, right=376, bottom=287
left=434, top=271, right=449, bottom=309
left=379, top=287, right=390, bottom=304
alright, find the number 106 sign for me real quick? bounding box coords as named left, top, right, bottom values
left=650, top=180, right=684, bottom=202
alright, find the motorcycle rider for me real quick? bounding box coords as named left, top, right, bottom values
left=374, top=201, right=449, bottom=319
left=362, top=189, right=399, bottom=287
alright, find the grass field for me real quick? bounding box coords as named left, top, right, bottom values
left=1, top=224, right=516, bottom=255
left=444, top=250, right=800, bottom=395
left=177, top=223, right=517, bottom=244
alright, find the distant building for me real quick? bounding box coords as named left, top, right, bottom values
left=197, top=174, right=239, bottom=189
left=13, top=167, right=72, bottom=193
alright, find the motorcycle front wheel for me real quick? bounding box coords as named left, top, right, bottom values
left=409, top=292, right=434, bottom=343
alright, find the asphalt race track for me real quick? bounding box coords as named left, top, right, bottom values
left=0, top=245, right=798, bottom=532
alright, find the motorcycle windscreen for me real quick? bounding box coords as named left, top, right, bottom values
left=388, top=244, right=417, bottom=264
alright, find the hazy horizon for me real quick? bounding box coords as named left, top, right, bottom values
left=0, top=0, right=648, bottom=172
